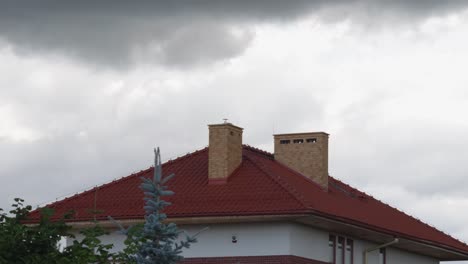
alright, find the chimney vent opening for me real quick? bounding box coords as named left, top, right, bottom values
left=293, top=139, right=304, bottom=144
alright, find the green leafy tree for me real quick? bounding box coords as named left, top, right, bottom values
left=0, top=198, right=66, bottom=263
left=60, top=224, right=115, bottom=264
left=0, top=198, right=116, bottom=264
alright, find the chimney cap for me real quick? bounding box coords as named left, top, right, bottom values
left=274, top=131, right=329, bottom=137
left=208, top=123, right=244, bottom=131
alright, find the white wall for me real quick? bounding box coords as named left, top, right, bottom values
left=387, top=247, right=438, bottom=264
left=289, top=223, right=330, bottom=262
left=67, top=222, right=293, bottom=258
left=353, top=238, right=439, bottom=264
left=66, top=221, right=440, bottom=264
left=181, top=222, right=291, bottom=258
left=354, top=239, right=379, bottom=264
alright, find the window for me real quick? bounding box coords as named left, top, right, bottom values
left=379, top=248, right=386, bottom=264
left=280, top=139, right=291, bottom=144
left=329, top=235, right=353, bottom=264
left=306, top=138, right=317, bottom=143
left=293, top=139, right=304, bottom=144
left=329, top=235, right=336, bottom=263
left=345, top=239, right=353, bottom=264
left=337, top=237, right=344, bottom=264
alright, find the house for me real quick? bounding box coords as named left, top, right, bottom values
left=29, top=122, right=468, bottom=263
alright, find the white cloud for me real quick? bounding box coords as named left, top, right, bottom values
left=1, top=4, right=468, bottom=262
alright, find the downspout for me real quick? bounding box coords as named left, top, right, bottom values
left=363, top=238, right=399, bottom=264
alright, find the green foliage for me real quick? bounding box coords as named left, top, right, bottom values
left=60, top=225, right=115, bottom=264
left=112, top=224, right=145, bottom=264
left=0, top=198, right=118, bottom=264
left=0, top=198, right=66, bottom=263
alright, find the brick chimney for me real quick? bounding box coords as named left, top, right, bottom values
left=208, top=123, right=243, bottom=184
left=274, top=132, right=329, bottom=189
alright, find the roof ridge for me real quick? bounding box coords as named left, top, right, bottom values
left=242, top=144, right=274, bottom=158
left=34, top=147, right=209, bottom=212
left=44, top=168, right=152, bottom=209
left=243, top=151, right=310, bottom=209
left=329, top=177, right=468, bottom=248
left=274, top=159, right=328, bottom=191
left=165, top=147, right=208, bottom=164
left=329, top=177, right=368, bottom=198
left=243, top=145, right=326, bottom=192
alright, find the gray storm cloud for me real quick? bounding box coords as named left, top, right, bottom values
left=2, top=2, right=468, bottom=255
left=1, top=0, right=468, bottom=69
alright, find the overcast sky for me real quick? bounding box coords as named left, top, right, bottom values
left=1, top=1, right=468, bottom=262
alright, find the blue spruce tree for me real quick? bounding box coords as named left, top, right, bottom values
left=111, top=148, right=203, bottom=264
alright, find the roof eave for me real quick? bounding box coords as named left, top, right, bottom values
left=296, top=213, right=468, bottom=261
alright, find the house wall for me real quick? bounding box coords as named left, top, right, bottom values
left=289, top=223, right=331, bottom=262
left=67, top=221, right=439, bottom=264
left=353, top=238, right=439, bottom=264
left=67, top=221, right=293, bottom=258
left=181, top=222, right=291, bottom=258
left=353, top=239, right=379, bottom=264
left=386, top=247, right=438, bottom=264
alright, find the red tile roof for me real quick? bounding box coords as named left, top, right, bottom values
left=28, top=146, right=468, bottom=255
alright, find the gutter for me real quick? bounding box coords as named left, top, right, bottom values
left=363, top=238, right=399, bottom=264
